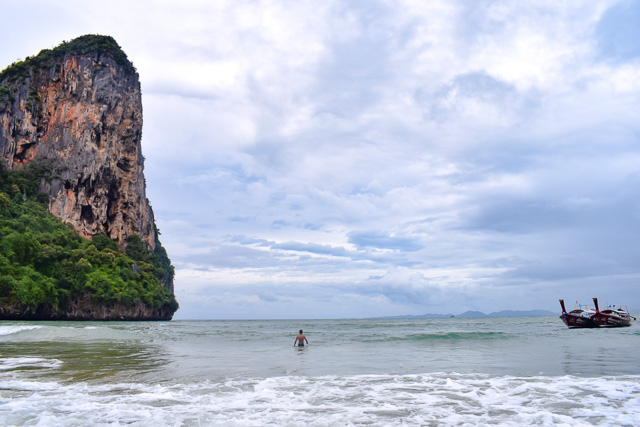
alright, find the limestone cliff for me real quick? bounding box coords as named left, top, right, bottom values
left=0, top=35, right=155, bottom=250
left=0, top=35, right=177, bottom=320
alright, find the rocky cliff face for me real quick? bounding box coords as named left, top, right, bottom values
left=0, top=35, right=156, bottom=251
left=0, top=293, right=174, bottom=321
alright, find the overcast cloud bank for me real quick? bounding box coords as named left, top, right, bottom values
left=2, top=0, right=640, bottom=318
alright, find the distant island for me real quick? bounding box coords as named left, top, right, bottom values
left=376, top=309, right=556, bottom=319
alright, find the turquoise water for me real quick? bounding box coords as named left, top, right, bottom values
left=1, top=317, right=639, bottom=425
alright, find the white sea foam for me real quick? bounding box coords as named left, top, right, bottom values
left=0, top=357, right=63, bottom=371
left=0, top=324, right=41, bottom=336
left=0, top=373, right=638, bottom=426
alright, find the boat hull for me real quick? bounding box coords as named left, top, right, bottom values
left=559, top=313, right=598, bottom=329
left=591, top=312, right=631, bottom=328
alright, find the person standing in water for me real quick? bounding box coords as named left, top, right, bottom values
left=294, top=330, right=308, bottom=347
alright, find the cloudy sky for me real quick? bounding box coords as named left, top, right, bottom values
left=2, top=0, right=640, bottom=319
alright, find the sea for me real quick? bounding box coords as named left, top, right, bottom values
left=0, top=317, right=639, bottom=426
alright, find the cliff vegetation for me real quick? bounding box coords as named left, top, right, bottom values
left=0, top=34, right=135, bottom=83
left=0, top=164, right=178, bottom=320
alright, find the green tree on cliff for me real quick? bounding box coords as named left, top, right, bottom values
left=0, top=164, right=178, bottom=319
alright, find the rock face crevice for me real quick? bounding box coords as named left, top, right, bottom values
left=0, top=38, right=156, bottom=251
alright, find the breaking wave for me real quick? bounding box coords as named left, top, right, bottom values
left=1, top=373, right=638, bottom=426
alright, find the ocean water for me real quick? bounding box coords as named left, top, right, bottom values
left=0, top=317, right=639, bottom=426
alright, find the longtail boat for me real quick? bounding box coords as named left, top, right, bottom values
left=559, top=299, right=598, bottom=328
left=591, top=297, right=635, bottom=328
